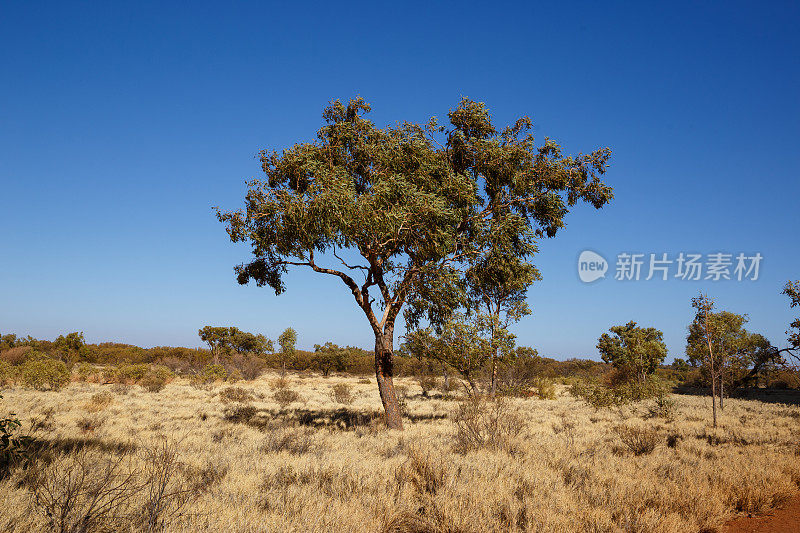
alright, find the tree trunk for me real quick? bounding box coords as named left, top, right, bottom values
left=490, top=357, right=498, bottom=397
left=719, top=374, right=725, bottom=410
left=374, top=328, right=403, bottom=430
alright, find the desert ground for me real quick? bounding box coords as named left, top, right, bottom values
left=1, top=373, right=799, bottom=533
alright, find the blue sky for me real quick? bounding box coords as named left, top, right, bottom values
left=1, top=1, right=798, bottom=360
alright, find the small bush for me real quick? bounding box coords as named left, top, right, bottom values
left=273, top=388, right=300, bottom=408
left=330, top=383, right=354, bottom=405
left=0, top=360, right=18, bottom=387
left=21, top=355, right=70, bottom=391
left=198, top=363, right=228, bottom=384
left=140, top=365, right=173, bottom=392
left=260, top=427, right=315, bottom=455
left=613, top=425, right=659, bottom=456
left=533, top=377, right=556, bottom=400
left=77, top=415, right=104, bottom=433
left=0, top=346, right=32, bottom=365
left=84, top=392, right=114, bottom=412
left=1, top=393, right=33, bottom=479
left=417, top=376, right=438, bottom=396
left=219, top=386, right=255, bottom=404
left=647, top=394, right=676, bottom=420
left=115, top=363, right=151, bottom=384
left=452, top=396, right=525, bottom=454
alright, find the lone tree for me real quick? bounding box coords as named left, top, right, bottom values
left=596, top=321, right=667, bottom=384
left=277, top=327, right=297, bottom=376
left=217, top=97, right=612, bottom=429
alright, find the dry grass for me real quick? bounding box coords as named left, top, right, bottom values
left=1, top=372, right=799, bottom=532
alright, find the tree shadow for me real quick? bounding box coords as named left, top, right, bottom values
left=673, top=385, right=800, bottom=407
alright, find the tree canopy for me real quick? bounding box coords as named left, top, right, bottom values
left=596, top=321, right=667, bottom=383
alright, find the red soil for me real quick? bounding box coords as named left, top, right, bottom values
left=721, top=495, right=800, bottom=533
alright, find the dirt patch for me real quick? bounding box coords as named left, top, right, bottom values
left=722, top=494, right=800, bottom=532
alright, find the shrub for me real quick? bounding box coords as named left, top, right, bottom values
left=140, top=365, right=173, bottom=392
left=74, top=362, right=97, bottom=382
left=1, top=394, right=33, bottom=479
left=0, top=346, right=32, bottom=365
left=647, top=394, right=676, bottom=420
left=417, top=375, right=438, bottom=396
left=84, top=392, right=114, bottom=412
left=613, top=425, right=659, bottom=456
left=228, top=353, right=266, bottom=381
left=115, top=363, right=150, bottom=384
left=330, top=383, right=354, bottom=405
left=21, top=355, right=70, bottom=391
left=77, top=415, right=104, bottom=433
left=0, top=360, right=18, bottom=387
left=219, top=386, right=255, bottom=404
left=198, top=364, right=228, bottom=384
left=273, top=388, right=300, bottom=408
left=533, top=377, right=556, bottom=400
left=259, top=427, right=315, bottom=455
left=452, top=396, right=525, bottom=454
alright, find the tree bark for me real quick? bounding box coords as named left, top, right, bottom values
left=374, top=327, right=403, bottom=430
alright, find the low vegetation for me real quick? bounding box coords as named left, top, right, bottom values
left=1, top=372, right=799, bottom=532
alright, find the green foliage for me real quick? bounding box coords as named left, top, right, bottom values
left=115, top=363, right=151, bottom=384
left=199, top=326, right=271, bottom=359
left=278, top=328, right=297, bottom=362
left=216, top=97, right=613, bottom=427
left=0, top=361, right=18, bottom=387
left=532, top=377, right=556, bottom=400
left=783, top=280, right=800, bottom=357
left=404, top=312, right=515, bottom=395
left=140, top=365, right=173, bottom=392
left=570, top=376, right=668, bottom=409
left=597, top=321, right=667, bottom=383
left=198, top=364, right=228, bottom=384
left=1, top=394, right=33, bottom=479
left=313, top=342, right=348, bottom=376
left=21, top=354, right=70, bottom=391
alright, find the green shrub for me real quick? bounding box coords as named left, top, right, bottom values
left=115, top=363, right=150, bottom=384
left=21, top=355, right=70, bottom=391
left=140, top=366, right=173, bottom=392
left=647, top=394, right=676, bottom=420
left=198, top=364, right=228, bottom=384
left=74, top=362, right=95, bottom=382
left=1, top=394, right=33, bottom=478
left=533, top=377, right=556, bottom=400
left=0, top=361, right=18, bottom=387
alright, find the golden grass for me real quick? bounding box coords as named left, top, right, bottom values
left=1, top=372, right=799, bottom=532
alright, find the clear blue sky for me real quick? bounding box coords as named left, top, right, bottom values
left=1, top=1, right=798, bottom=361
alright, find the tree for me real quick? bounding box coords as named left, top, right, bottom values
left=687, top=295, right=761, bottom=425
left=198, top=326, right=232, bottom=363
left=216, top=97, right=612, bottom=429
left=54, top=332, right=85, bottom=364
left=403, top=312, right=515, bottom=395
left=313, top=342, right=348, bottom=376
left=782, top=280, right=800, bottom=364
left=277, top=328, right=297, bottom=376
left=596, top=321, right=667, bottom=384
